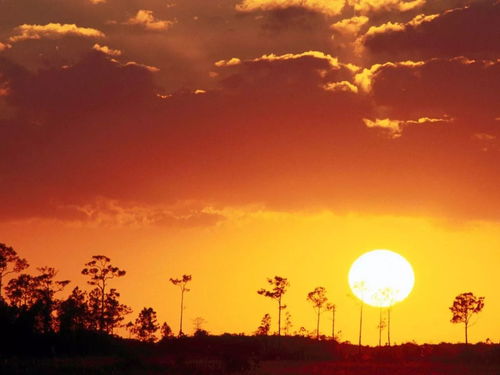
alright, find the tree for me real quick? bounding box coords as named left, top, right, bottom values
left=450, top=292, right=485, bottom=344
left=325, top=303, right=336, bottom=340
left=81, top=255, right=126, bottom=332
left=374, top=287, right=397, bottom=346
left=352, top=281, right=367, bottom=353
left=0, top=243, right=29, bottom=300
left=283, top=310, right=293, bottom=336
left=255, top=313, right=271, bottom=336
left=58, top=287, right=89, bottom=333
left=131, top=307, right=160, bottom=342
left=5, top=273, right=39, bottom=308
left=87, top=287, right=131, bottom=334
left=307, top=286, right=328, bottom=340
left=257, top=276, right=289, bottom=336
left=160, top=322, right=173, bottom=340
left=33, top=267, right=70, bottom=333
left=376, top=309, right=387, bottom=347
left=192, top=316, right=207, bottom=335
left=169, top=274, right=192, bottom=336
left=192, top=316, right=206, bottom=331
left=5, top=267, right=69, bottom=333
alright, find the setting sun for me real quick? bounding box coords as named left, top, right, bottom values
left=348, top=249, right=415, bottom=307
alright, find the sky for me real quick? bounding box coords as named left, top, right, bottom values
left=0, top=0, right=499, bottom=345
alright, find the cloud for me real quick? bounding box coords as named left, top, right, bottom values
left=323, top=80, right=359, bottom=93
left=347, top=0, right=426, bottom=14
left=362, top=1, right=500, bottom=60
left=8, top=23, right=105, bottom=43
left=236, top=0, right=346, bottom=16
left=354, top=13, right=438, bottom=55
left=214, top=57, right=242, bottom=67
left=330, top=16, right=369, bottom=35
left=1, top=51, right=157, bottom=120
left=1, top=49, right=500, bottom=223
left=363, top=116, right=452, bottom=138
left=367, top=57, right=500, bottom=120
left=251, top=50, right=343, bottom=68
left=217, top=51, right=355, bottom=71
left=89, top=0, right=106, bottom=3
left=215, top=51, right=360, bottom=95
left=354, top=60, right=424, bottom=92
left=124, top=61, right=160, bottom=72
left=365, top=13, right=438, bottom=37
left=68, top=198, right=225, bottom=227
left=92, top=43, right=122, bottom=56
left=0, top=42, right=11, bottom=51
left=124, top=10, right=174, bottom=31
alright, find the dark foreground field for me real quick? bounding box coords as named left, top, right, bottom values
left=1, top=335, right=499, bottom=374
left=2, top=357, right=498, bottom=375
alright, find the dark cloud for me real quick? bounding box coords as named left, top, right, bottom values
left=249, top=6, right=332, bottom=32
left=0, top=0, right=499, bottom=224
left=1, top=51, right=500, bottom=223
left=362, top=1, right=500, bottom=61
left=369, top=58, right=500, bottom=121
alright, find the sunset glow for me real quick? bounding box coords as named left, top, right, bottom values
left=0, top=0, right=499, bottom=353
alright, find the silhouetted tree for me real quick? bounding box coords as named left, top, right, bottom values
left=257, top=276, right=289, bottom=336
left=161, top=322, right=173, bottom=340
left=81, top=255, right=126, bottom=332
left=450, top=292, right=485, bottom=344
left=0, top=243, right=28, bottom=300
left=377, top=309, right=387, bottom=346
left=58, top=287, right=89, bottom=333
left=87, top=287, right=131, bottom=334
left=169, top=274, right=192, bottom=336
left=5, top=274, right=38, bottom=308
left=131, top=307, right=160, bottom=342
left=326, top=303, right=336, bottom=340
left=375, top=287, right=397, bottom=346
left=6, top=267, right=69, bottom=333
left=283, top=310, right=293, bottom=336
left=34, top=267, right=70, bottom=333
left=255, top=313, right=271, bottom=336
left=192, top=316, right=207, bottom=332
left=352, top=281, right=367, bottom=353
left=307, top=286, right=328, bottom=340
left=194, top=328, right=209, bottom=337
left=105, top=289, right=132, bottom=334
left=296, top=326, right=307, bottom=337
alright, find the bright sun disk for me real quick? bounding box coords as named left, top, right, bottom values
left=348, top=249, right=415, bottom=307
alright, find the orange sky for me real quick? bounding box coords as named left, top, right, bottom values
left=0, top=0, right=499, bottom=345
left=1, top=211, right=499, bottom=345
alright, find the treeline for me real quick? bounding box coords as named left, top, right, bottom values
left=0, top=242, right=489, bottom=358
left=0, top=244, right=177, bottom=356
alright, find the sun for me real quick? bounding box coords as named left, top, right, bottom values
left=348, top=249, right=415, bottom=307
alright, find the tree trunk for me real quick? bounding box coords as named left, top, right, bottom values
left=378, top=308, right=382, bottom=346
left=332, top=308, right=335, bottom=340
left=100, top=283, right=106, bottom=332
left=317, top=309, right=320, bottom=340
left=358, top=303, right=363, bottom=354
left=465, top=321, right=468, bottom=344
left=179, top=289, right=184, bottom=336
left=278, top=297, right=281, bottom=336
left=387, top=308, right=391, bottom=346
left=0, top=275, right=3, bottom=300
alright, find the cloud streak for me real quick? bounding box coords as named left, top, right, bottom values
left=348, top=0, right=426, bottom=14
left=8, top=23, right=105, bottom=43
left=236, top=0, right=346, bottom=16
left=363, top=116, right=452, bottom=138
left=124, top=10, right=175, bottom=31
